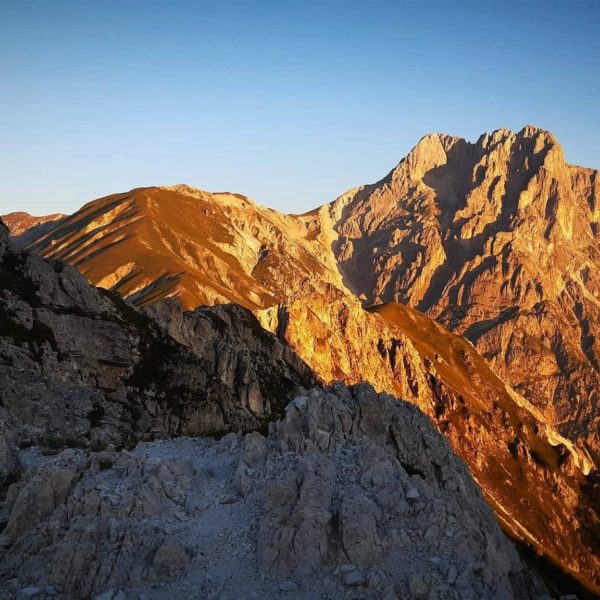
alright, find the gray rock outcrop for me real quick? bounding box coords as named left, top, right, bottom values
left=0, top=384, right=550, bottom=599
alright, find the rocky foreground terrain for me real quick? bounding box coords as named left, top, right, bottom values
left=1, top=384, right=551, bottom=600
left=257, top=287, right=599, bottom=592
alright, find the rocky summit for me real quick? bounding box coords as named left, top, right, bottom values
left=2, top=125, right=600, bottom=597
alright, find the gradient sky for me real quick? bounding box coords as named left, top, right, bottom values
left=1, top=0, right=599, bottom=216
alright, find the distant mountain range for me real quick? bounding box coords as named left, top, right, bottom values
left=4, top=125, right=600, bottom=593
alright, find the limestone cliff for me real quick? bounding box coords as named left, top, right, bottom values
left=328, top=126, right=600, bottom=456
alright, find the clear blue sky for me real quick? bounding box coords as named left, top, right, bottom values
left=1, top=0, right=599, bottom=216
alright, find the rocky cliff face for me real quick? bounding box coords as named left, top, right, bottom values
left=7, top=128, right=598, bottom=457
left=0, top=220, right=315, bottom=490
left=329, top=126, right=600, bottom=456
left=258, top=288, right=600, bottom=592
left=0, top=384, right=550, bottom=600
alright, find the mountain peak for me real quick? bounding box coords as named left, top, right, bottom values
left=518, top=123, right=557, bottom=140
left=400, top=132, right=460, bottom=180
left=155, top=184, right=256, bottom=208
left=1, top=210, right=66, bottom=238
left=156, top=183, right=208, bottom=196
left=476, top=125, right=561, bottom=152
left=391, top=125, right=568, bottom=186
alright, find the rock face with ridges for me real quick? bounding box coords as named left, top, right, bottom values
left=7, top=185, right=346, bottom=311
left=0, top=219, right=315, bottom=488
left=8, top=128, right=598, bottom=458
left=329, top=126, right=600, bottom=455
left=0, top=384, right=550, bottom=599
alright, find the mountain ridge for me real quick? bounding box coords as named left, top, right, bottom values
left=329, top=125, right=600, bottom=457
left=4, top=124, right=600, bottom=592
left=5, top=124, right=599, bottom=453
left=6, top=125, right=598, bottom=457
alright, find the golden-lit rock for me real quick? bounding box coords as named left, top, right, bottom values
left=9, top=185, right=346, bottom=311
left=329, top=126, right=600, bottom=456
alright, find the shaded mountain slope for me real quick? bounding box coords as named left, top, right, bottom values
left=0, top=219, right=551, bottom=598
